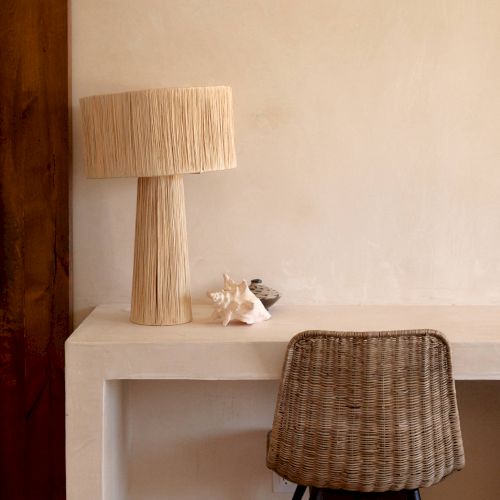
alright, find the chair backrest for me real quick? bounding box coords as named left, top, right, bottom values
left=267, top=330, right=465, bottom=492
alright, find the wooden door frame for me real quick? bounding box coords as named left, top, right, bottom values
left=0, top=1, right=70, bottom=499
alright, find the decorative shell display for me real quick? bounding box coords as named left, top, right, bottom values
left=208, top=274, right=271, bottom=326
left=249, top=279, right=281, bottom=309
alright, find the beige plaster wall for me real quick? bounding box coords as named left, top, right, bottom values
left=72, top=1, right=500, bottom=499
left=72, top=0, right=500, bottom=325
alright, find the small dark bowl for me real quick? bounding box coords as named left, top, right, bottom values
left=249, top=279, right=281, bottom=310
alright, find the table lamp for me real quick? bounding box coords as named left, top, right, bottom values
left=80, top=86, right=236, bottom=325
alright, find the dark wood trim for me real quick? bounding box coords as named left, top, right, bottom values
left=0, top=1, right=69, bottom=499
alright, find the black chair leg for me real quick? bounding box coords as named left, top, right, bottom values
left=309, top=488, right=327, bottom=499
left=304, top=487, right=421, bottom=499
left=292, top=484, right=307, bottom=500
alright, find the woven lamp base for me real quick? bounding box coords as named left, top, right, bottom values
left=130, top=175, right=192, bottom=325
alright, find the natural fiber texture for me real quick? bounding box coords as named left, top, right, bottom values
left=267, top=330, right=465, bottom=492
left=80, top=86, right=236, bottom=178
left=130, top=175, right=192, bottom=325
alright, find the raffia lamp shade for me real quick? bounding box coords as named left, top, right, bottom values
left=80, top=86, right=236, bottom=325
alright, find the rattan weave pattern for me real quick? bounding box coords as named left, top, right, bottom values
left=266, top=330, right=465, bottom=492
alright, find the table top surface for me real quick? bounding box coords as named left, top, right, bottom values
left=69, top=303, right=500, bottom=346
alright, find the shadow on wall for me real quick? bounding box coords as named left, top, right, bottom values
left=129, top=429, right=270, bottom=499
left=426, top=381, right=500, bottom=500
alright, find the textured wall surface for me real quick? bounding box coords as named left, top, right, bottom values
left=72, top=0, right=500, bottom=325
left=72, top=1, right=500, bottom=498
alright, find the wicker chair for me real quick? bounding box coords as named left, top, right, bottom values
left=267, top=330, right=465, bottom=499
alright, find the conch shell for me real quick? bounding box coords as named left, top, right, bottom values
left=208, top=274, right=271, bottom=326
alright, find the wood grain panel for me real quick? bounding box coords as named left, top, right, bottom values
left=0, top=1, right=69, bottom=499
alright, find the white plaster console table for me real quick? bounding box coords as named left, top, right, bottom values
left=66, top=304, right=500, bottom=500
